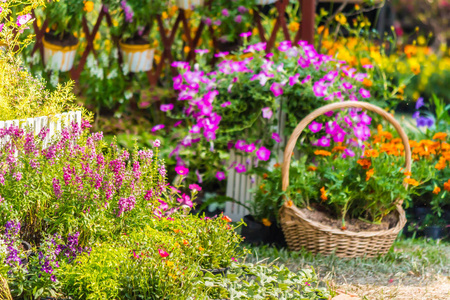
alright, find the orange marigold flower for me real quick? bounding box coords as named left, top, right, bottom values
left=403, top=171, right=412, bottom=176
left=444, top=180, right=450, bottom=192
left=332, top=146, right=346, bottom=153
left=314, top=150, right=332, bottom=156
left=173, top=229, right=180, bottom=234
left=274, top=163, right=281, bottom=168
left=433, top=186, right=441, bottom=194
left=263, top=173, right=268, bottom=179
left=404, top=178, right=420, bottom=186
left=286, top=200, right=294, bottom=207
left=364, top=149, right=379, bottom=158
left=362, top=78, right=373, bottom=87
left=262, top=218, right=272, bottom=227
left=222, top=215, right=232, bottom=223
left=199, top=246, right=205, bottom=251
left=357, top=158, right=372, bottom=169
left=320, top=187, right=327, bottom=201
left=182, top=239, right=189, bottom=245
left=433, top=132, right=448, bottom=141
left=307, top=165, right=317, bottom=171
left=435, top=157, right=447, bottom=170
left=83, top=1, right=94, bottom=12
left=366, top=168, right=375, bottom=181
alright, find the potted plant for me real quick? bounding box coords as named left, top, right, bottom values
left=108, top=0, right=163, bottom=73
left=277, top=102, right=425, bottom=257
left=197, top=0, right=255, bottom=52
left=176, top=0, right=205, bottom=10
left=42, top=0, right=85, bottom=71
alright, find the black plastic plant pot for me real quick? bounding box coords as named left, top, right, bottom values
left=267, top=220, right=287, bottom=248
left=240, top=215, right=270, bottom=245
left=424, top=226, right=446, bottom=240
left=202, top=267, right=229, bottom=276
left=414, top=206, right=431, bottom=221
left=20, top=241, right=32, bottom=265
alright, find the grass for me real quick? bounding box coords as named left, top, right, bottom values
left=243, top=237, right=450, bottom=299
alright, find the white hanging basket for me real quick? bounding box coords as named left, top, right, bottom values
left=175, top=0, right=205, bottom=10
left=42, top=37, right=78, bottom=72
left=119, top=41, right=155, bottom=73
left=256, top=0, right=278, bottom=5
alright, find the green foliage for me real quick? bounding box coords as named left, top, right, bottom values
left=44, top=0, right=84, bottom=38
left=196, top=261, right=331, bottom=300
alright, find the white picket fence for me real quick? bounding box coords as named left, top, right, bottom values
left=0, top=111, right=82, bottom=148
left=225, top=106, right=287, bottom=221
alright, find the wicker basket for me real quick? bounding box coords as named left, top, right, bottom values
left=279, top=101, right=412, bottom=258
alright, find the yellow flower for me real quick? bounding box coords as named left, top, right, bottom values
left=410, top=61, right=421, bottom=75
left=166, top=260, right=174, bottom=267
left=288, top=22, right=300, bottom=32
left=262, top=218, right=272, bottom=227
left=355, top=4, right=360, bottom=10
left=335, top=14, right=347, bottom=25
left=252, top=28, right=258, bottom=36
left=83, top=1, right=94, bottom=13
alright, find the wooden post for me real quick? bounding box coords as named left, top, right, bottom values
left=300, top=0, right=316, bottom=45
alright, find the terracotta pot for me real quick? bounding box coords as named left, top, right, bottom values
left=176, top=0, right=205, bottom=10
left=42, top=37, right=78, bottom=72
left=119, top=41, right=155, bottom=73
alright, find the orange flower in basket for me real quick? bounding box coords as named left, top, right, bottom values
left=403, top=171, right=412, bottom=177
left=307, top=165, right=317, bottom=171
left=366, top=168, right=375, bottom=181
left=286, top=200, right=294, bottom=207
left=433, top=132, right=448, bottom=141
left=433, top=186, right=441, bottom=194
left=314, top=150, right=331, bottom=157
left=364, top=149, right=379, bottom=158
left=404, top=178, right=420, bottom=186
left=332, top=146, right=346, bottom=153
left=274, top=163, right=281, bottom=168
left=357, top=158, right=372, bottom=169
left=435, top=157, right=447, bottom=170
left=444, top=180, right=450, bottom=192
left=320, top=187, right=327, bottom=201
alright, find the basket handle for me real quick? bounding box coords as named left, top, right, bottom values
left=281, top=101, right=412, bottom=205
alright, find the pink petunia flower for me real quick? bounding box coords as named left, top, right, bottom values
left=189, top=184, right=202, bottom=192
left=216, top=171, right=226, bottom=181
left=308, top=121, right=323, bottom=133
left=261, top=107, right=273, bottom=119
left=270, top=82, right=283, bottom=97
left=160, top=104, right=174, bottom=111
left=235, top=164, right=247, bottom=173
left=271, top=132, right=281, bottom=143
left=359, top=88, right=371, bottom=99
left=175, top=166, right=189, bottom=176
left=317, top=136, right=330, bottom=147
left=256, top=147, right=271, bottom=161
left=221, top=101, right=231, bottom=107
left=151, top=124, right=165, bottom=132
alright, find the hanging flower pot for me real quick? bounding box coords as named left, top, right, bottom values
left=42, top=36, right=79, bottom=72
left=255, top=0, right=278, bottom=5
left=119, top=40, right=155, bottom=73
left=176, top=0, right=205, bottom=10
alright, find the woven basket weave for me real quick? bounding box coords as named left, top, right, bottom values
left=279, top=101, right=411, bottom=258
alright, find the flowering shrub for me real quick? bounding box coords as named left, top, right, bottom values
left=168, top=37, right=385, bottom=187
left=0, top=122, right=192, bottom=244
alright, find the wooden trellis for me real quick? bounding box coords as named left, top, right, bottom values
left=28, top=0, right=316, bottom=86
